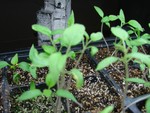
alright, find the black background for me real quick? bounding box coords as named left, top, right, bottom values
left=0, top=0, right=150, bottom=52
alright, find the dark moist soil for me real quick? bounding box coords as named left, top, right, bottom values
left=0, top=70, right=3, bottom=112
left=3, top=54, right=122, bottom=113
left=95, top=46, right=150, bottom=112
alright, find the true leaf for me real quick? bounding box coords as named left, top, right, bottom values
left=96, top=57, right=118, bottom=71
left=30, top=81, right=36, bottom=90
left=111, top=27, right=128, bottom=40
left=11, top=54, right=18, bottom=65
left=149, top=23, right=150, bottom=28
left=99, top=105, right=114, bottom=113
left=109, top=15, right=118, bottom=21
left=13, top=73, right=20, bottom=83
left=45, top=72, right=59, bottom=88
left=18, top=62, right=30, bottom=72
left=0, top=61, right=9, bottom=69
left=94, top=6, right=104, bottom=18
left=61, top=24, right=85, bottom=47
left=18, top=89, right=42, bottom=101
left=118, top=9, right=125, bottom=24
left=144, top=82, right=150, bottom=87
left=29, top=45, right=38, bottom=61
left=56, top=89, right=77, bottom=103
left=29, top=66, right=37, bottom=79
left=68, top=10, right=75, bottom=26
left=101, top=16, right=109, bottom=23
left=127, top=52, right=150, bottom=67
left=90, top=32, right=103, bottom=42
left=90, top=46, right=98, bottom=56
left=42, top=45, right=56, bottom=54
left=129, top=38, right=149, bottom=46
left=140, top=63, right=146, bottom=71
left=132, top=46, right=138, bottom=53
left=43, top=89, right=52, bottom=97
left=51, top=29, right=64, bottom=35
left=128, top=20, right=143, bottom=32
left=71, top=68, right=83, bottom=88
left=68, top=51, right=76, bottom=60
left=146, top=98, right=150, bottom=113
left=125, top=78, right=146, bottom=84
left=32, top=24, right=51, bottom=37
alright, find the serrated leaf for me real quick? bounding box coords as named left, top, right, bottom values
left=96, top=57, right=118, bottom=71
left=90, top=46, right=98, bottom=56
left=129, top=38, right=149, bottom=46
left=94, top=6, right=104, bottom=18
left=127, top=52, right=150, bottom=67
left=111, top=27, right=128, bottom=40
left=29, top=66, right=37, bottom=79
left=99, top=105, right=114, bottom=113
left=146, top=98, right=150, bottom=113
left=71, top=68, right=83, bottom=88
left=125, top=78, right=146, bottom=84
left=18, top=89, right=42, bottom=101
left=56, top=89, right=77, bottom=103
left=0, top=61, right=9, bottom=69
left=90, top=32, right=103, bottom=42
left=109, top=15, right=118, bottom=21
left=68, top=10, right=75, bottom=26
left=128, top=20, right=143, bottom=32
left=11, top=54, right=18, bottom=65
left=43, top=89, right=52, bottom=97
left=118, top=9, right=125, bottom=24
left=46, top=72, right=59, bottom=88
left=32, top=24, right=51, bottom=37
left=42, top=45, right=56, bottom=55
left=61, top=24, right=85, bottom=47
left=30, top=81, right=36, bottom=90
left=18, top=62, right=30, bottom=72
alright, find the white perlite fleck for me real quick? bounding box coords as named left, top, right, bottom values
left=37, top=0, right=71, bottom=45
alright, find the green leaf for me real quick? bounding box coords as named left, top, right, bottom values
left=118, top=9, right=125, bottom=24
left=90, top=32, right=103, bottom=42
left=56, top=89, right=77, bottom=103
left=132, top=46, right=138, bottom=53
left=114, top=43, right=124, bottom=52
left=127, top=30, right=134, bottom=35
left=18, top=89, right=42, bottom=101
left=43, top=89, right=52, bottom=97
left=42, top=45, right=56, bottom=54
left=125, top=78, right=146, bottom=84
left=32, top=24, right=51, bottom=37
left=61, top=24, right=85, bottom=47
left=13, top=73, right=20, bottom=83
left=49, top=52, right=67, bottom=73
left=18, top=62, right=30, bottom=72
left=11, top=54, right=18, bottom=65
left=90, top=46, right=98, bottom=56
left=129, top=38, right=149, bottom=46
left=111, top=27, right=128, bottom=40
left=127, top=52, right=150, bottom=67
left=128, top=20, right=143, bottom=32
left=99, top=105, right=114, bottom=113
left=144, top=82, right=150, bottom=87
left=146, top=98, right=150, bottom=113
left=30, top=81, right=36, bottom=90
left=29, top=45, right=38, bottom=61
left=0, top=61, right=9, bottom=69
left=51, top=29, right=64, bottom=35
left=109, top=15, right=118, bottom=21
left=29, top=66, right=37, bottom=79
left=68, top=51, right=76, bottom=60
left=94, top=6, right=104, bottom=18
left=46, top=72, right=59, bottom=88
left=148, top=23, right=150, bottom=28
left=105, top=22, right=110, bottom=28
left=140, top=63, right=146, bottom=71
left=141, top=33, right=150, bottom=40
left=96, top=57, right=118, bottom=71
left=101, top=16, right=109, bottom=23
left=71, top=68, right=84, bottom=88
left=68, top=10, right=75, bottom=26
